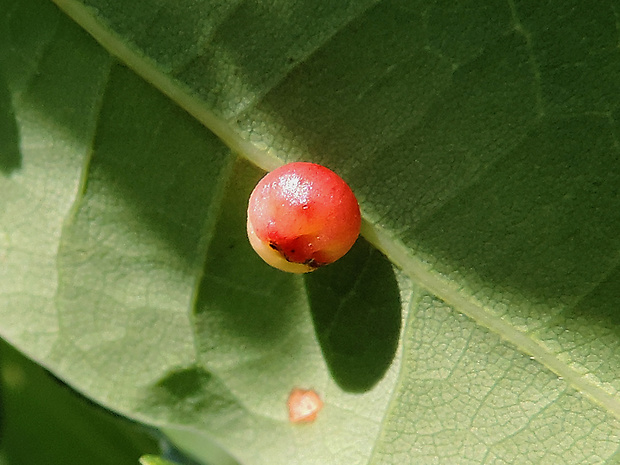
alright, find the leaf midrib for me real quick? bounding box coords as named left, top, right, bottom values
left=362, top=222, right=620, bottom=420
left=50, top=0, right=620, bottom=423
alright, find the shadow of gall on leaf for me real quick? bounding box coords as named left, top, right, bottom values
left=0, top=71, right=21, bottom=175
left=305, top=237, right=401, bottom=392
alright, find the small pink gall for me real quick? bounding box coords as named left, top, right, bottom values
left=287, top=388, right=323, bottom=423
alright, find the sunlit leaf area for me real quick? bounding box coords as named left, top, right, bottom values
left=1, top=0, right=620, bottom=463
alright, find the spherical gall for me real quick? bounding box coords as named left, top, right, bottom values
left=247, top=162, right=361, bottom=273
left=287, top=388, right=323, bottom=423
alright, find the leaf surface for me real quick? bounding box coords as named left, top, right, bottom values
left=1, top=0, right=620, bottom=464
left=0, top=339, right=157, bottom=465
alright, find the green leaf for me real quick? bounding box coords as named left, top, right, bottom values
left=0, top=70, right=20, bottom=174
left=0, top=339, right=158, bottom=465
left=140, top=457, right=178, bottom=465
left=1, top=0, right=620, bottom=464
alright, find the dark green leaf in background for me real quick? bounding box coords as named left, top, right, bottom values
left=0, top=70, right=20, bottom=174
left=0, top=339, right=158, bottom=465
